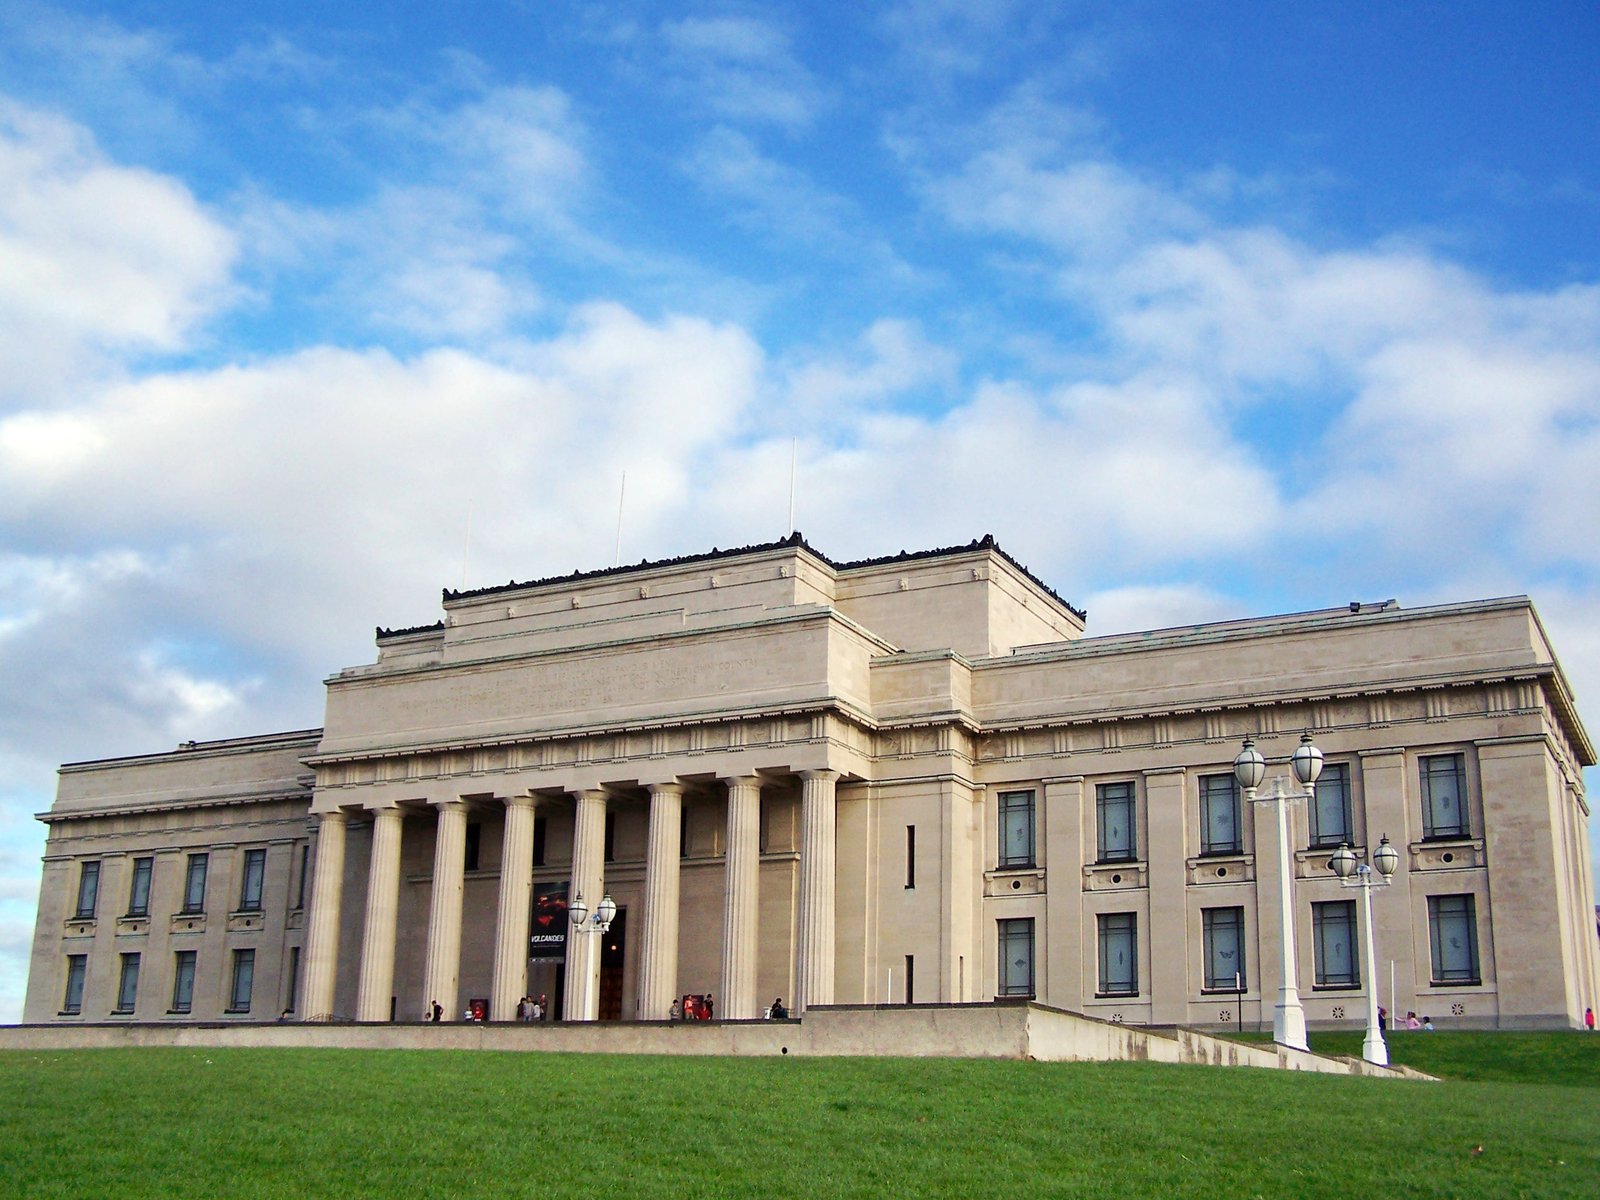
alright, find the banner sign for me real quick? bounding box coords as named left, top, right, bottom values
left=529, top=881, right=569, bottom=959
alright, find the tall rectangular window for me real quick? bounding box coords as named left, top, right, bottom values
left=1096, top=781, right=1136, bottom=862
left=1428, top=894, right=1481, bottom=984
left=1309, top=763, right=1353, bottom=848
left=128, top=856, right=153, bottom=917
left=228, top=949, right=256, bottom=1013
left=904, top=954, right=915, bottom=1004
left=997, top=918, right=1035, bottom=996
left=464, top=823, right=482, bottom=872
left=1097, top=912, right=1139, bottom=996
left=238, top=848, right=267, bottom=912
left=171, top=950, right=197, bottom=1013
left=285, top=946, right=301, bottom=1014
left=1421, top=754, right=1469, bottom=839
left=998, top=790, right=1036, bottom=869
left=62, top=955, right=87, bottom=1015
left=1313, top=900, right=1359, bottom=987
left=74, top=861, right=101, bottom=919
left=1202, top=907, right=1246, bottom=991
left=181, top=854, right=208, bottom=914
left=533, top=817, right=548, bottom=867
left=115, top=953, right=141, bottom=1013
left=1200, top=775, right=1241, bottom=855
left=604, top=812, right=617, bottom=862
left=294, top=845, right=309, bottom=909
left=905, top=825, right=916, bottom=889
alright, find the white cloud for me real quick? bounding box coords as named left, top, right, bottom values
left=659, top=16, right=827, bottom=128
left=0, top=98, right=236, bottom=401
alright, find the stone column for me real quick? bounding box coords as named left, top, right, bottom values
left=1143, top=769, right=1189, bottom=1025
left=637, top=783, right=684, bottom=1020
left=721, top=775, right=762, bottom=1020
left=796, top=769, right=839, bottom=1013
left=301, top=810, right=348, bottom=1021
left=355, top=804, right=404, bottom=1022
left=491, top=794, right=538, bottom=1022
left=422, top=799, right=469, bottom=1021
left=564, top=789, right=608, bottom=1021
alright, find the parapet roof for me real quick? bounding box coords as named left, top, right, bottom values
left=376, top=532, right=1084, bottom=639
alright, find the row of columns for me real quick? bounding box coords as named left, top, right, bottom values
left=300, top=770, right=839, bottom=1023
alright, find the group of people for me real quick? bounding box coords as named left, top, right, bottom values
left=515, top=995, right=548, bottom=1022
left=1378, top=1007, right=1434, bottom=1031
left=663, top=995, right=790, bottom=1020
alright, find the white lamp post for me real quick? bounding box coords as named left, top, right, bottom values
left=567, top=889, right=617, bottom=1022
left=1329, top=835, right=1400, bottom=1065
left=1233, top=733, right=1323, bottom=1052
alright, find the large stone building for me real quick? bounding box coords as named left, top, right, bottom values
left=23, top=535, right=1600, bottom=1029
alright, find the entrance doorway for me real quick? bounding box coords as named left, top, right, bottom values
left=598, top=908, right=627, bottom=1021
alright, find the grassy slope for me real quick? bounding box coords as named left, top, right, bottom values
left=1, top=1038, right=1597, bottom=1199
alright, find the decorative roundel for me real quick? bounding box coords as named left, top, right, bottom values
left=1332, top=1006, right=1345, bottom=1019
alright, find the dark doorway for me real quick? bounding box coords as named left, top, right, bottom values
left=599, top=908, right=627, bottom=1021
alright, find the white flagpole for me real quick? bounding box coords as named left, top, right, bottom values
left=614, top=471, right=626, bottom=567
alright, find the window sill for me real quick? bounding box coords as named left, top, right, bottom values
left=167, top=1009, right=193, bottom=1016
left=223, top=1008, right=251, bottom=1015
left=58, top=1009, right=82, bottom=1017
left=1095, top=991, right=1140, bottom=999
left=1200, top=987, right=1248, bottom=996
left=1428, top=979, right=1482, bottom=988
left=1311, top=984, right=1360, bottom=992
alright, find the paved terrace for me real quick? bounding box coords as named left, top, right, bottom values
left=0, top=1002, right=1429, bottom=1078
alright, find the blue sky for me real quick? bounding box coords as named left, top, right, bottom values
left=2, top=2, right=1598, bottom=1021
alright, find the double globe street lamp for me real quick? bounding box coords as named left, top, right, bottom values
left=1330, top=836, right=1400, bottom=1065
left=568, top=890, right=617, bottom=1022
left=1233, top=733, right=1324, bottom=1052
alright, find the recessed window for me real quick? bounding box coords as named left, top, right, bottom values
left=74, top=861, right=100, bottom=919
left=1202, top=907, right=1246, bottom=991
left=905, top=825, right=916, bottom=889
left=284, top=946, right=301, bottom=1015
left=181, top=854, right=208, bottom=914
left=1199, top=775, right=1241, bottom=855
left=294, top=845, right=309, bottom=909
left=1421, top=754, right=1469, bottom=839
left=998, top=790, right=1036, bottom=869
left=904, top=954, right=915, bottom=1004
left=62, top=955, right=87, bottom=1015
left=604, top=811, right=617, bottom=863
left=128, top=857, right=154, bottom=917
left=238, top=849, right=266, bottom=912
left=1428, top=894, right=1481, bottom=984
left=533, top=816, right=548, bottom=867
left=1096, top=781, right=1136, bottom=862
left=171, top=950, right=197, bottom=1014
left=228, top=949, right=256, bottom=1013
left=997, top=917, right=1035, bottom=997
left=1313, top=900, right=1358, bottom=987
left=464, top=823, right=482, bottom=872
left=1309, top=763, right=1354, bottom=849
left=115, top=953, right=141, bottom=1014
left=1097, top=912, right=1138, bottom=996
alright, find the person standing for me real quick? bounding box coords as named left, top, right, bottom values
left=1586, top=1007, right=1595, bottom=1031
left=430, top=999, right=443, bottom=1023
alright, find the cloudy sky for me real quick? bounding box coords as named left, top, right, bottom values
left=3, top=2, right=1598, bottom=1020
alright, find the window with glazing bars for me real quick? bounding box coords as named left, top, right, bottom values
left=1421, top=754, right=1469, bottom=839
left=74, top=861, right=100, bottom=919
left=998, top=791, right=1036, bottom=869
left=1309, top=763, right=1353, bottom=848
left=1202, top=907, right=1246, bottom=990
left=1313, top=900, right=1358, bottom=987
left=238, top=848, right=266, bottom=912
left=1199, top=775, right=1241, bottom=855
left=1096, top=782, right=1136, bottom=862
left=1097, top=912, right=1138, bottom=996
left=1428, top=894, right=1480, bottom=984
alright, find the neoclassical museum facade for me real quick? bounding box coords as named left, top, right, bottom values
left=22, top=536, right=1600, bottom=1029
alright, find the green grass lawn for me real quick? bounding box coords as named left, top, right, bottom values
left=2, top=1036, right=1597, bottom=1198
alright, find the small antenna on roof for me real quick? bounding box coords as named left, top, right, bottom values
left=787, top=436, right=797, bottom=535
left=614, top=471, right=626, bottom=567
